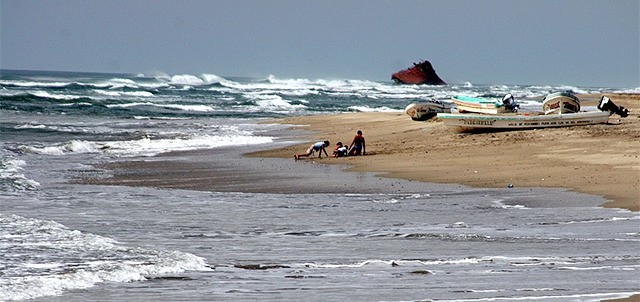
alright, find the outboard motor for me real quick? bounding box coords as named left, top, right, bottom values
left=502, top=93, right=519, bottom=112
left=598, top=96, right=629, bottom=117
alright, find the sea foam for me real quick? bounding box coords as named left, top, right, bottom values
left=0, top=157, right=40, bottom=191
left=0, top=214, right=212, bottom=301
left=21, top=133, right=274, bottom=157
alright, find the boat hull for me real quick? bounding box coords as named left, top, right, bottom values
left=452, top=96, right=507, bottom=114
left=391, top=60, right=446, bottom=85
left=437, top=111, right=611, bottom=132
left=405, top=101, right=450, bottom=121
left=542, top=92, right=580, bottom=114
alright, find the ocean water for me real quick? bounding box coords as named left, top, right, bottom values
left=1, top=70, right=639, bottom=301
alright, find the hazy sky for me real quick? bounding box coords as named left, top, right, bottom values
left=2, top=0, right=638, bottom=87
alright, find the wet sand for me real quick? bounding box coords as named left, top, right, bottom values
left=84, top=145, right=468, bottom=195
left=251, top=94, right=640, bottom=211
left=605, top=294, right=640, bottom=302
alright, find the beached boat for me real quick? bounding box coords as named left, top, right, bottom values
left=437, top=110, right=611, bottom=132
left=542, top=92, right=580, bottom=114
left=405, top=99, right=451, bottom=121
left=452, top=95, right=511, bottom=114
left=391, top=60, right=446, bottom=85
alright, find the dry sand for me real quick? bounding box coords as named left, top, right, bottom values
left=250, top=94, right=640, bottom=212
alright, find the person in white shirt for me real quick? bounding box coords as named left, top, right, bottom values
left=295, top=140, right=329, bottom=160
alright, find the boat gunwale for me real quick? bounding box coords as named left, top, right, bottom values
left=437, top=110, right=610, bottom=121
left=437, top=111, right=611, bottom=132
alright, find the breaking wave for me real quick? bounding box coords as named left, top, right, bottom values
left=0, top=214, right=212, bottom=301
left=19, top=133, right=274, bottom=157
left=0, top=156, right=40, bottom=191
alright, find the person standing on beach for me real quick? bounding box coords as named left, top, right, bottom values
left=295, top=140, right=329, bottom=160
left=348, top=130, right=366, bottom=156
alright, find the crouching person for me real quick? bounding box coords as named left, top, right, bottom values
left=333, top=142, right=348, bottom=157
left=295, top=140, right=329, bottom=160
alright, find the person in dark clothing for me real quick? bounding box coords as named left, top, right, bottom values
left=348, top=130, right=366, bottom=156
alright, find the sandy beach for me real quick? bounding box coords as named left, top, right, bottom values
left=251, top=94, right=640, bottom=212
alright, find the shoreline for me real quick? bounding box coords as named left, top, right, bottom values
left=250, top=94, right=640, bottom=212
left=81, top=93, right=639, bottom=211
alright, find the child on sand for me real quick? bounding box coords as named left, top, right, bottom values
left=348, top=130, right=366, bottom=156
left=332, top=142, right=348, bottom=157
left=295, top=140, right=329, bottom=160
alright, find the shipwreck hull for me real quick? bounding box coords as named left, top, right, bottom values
left=392, top=60, right=446, bottom=85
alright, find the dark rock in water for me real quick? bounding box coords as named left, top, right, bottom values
left=284, top=231, right=325, bottom=236
left=284, top=275, right=305, bottom=279
left=234, top=264, right=290, bottom=270
left=149, top=276, right=196, bottom=281
left=284, top=275, right=326, bottom=279
left=392, top=60, right=446, bottom=85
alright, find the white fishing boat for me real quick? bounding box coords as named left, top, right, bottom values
left=542, top=92, right=580, bottom=114
left=437, top=110, right=611, bottom=132
left=405, top=99, right=450, bottom=121
left=452, top=95, right=518, bottom=115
